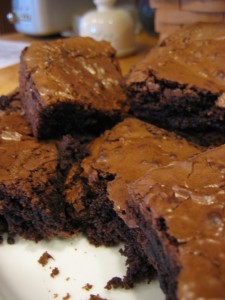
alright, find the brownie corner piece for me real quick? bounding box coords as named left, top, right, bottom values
left=126, top=22, right=225, bottom=143
left=19, top=36, right=129, bottom=139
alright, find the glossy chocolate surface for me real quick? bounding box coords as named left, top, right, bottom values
left=0, top=110, right=58, bottom=189
left=21, top=37, right=128, bottom=112
left=129, top=145, right=225, bottom=299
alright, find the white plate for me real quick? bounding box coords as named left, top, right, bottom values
left=0, top=235, right=164, bottom=300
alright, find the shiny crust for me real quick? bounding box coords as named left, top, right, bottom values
left=128, top=145, right=225, bottom=299
left=127, top=23, right=225, bottom=94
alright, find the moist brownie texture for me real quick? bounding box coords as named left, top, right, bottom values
left=128, top=145, right=225, bottom=300
left=20, top=37, right=129, bottom=139
left=0, top=93, right=93, bottom=243
left=74, top=118, right=202, bottom=287
left=126, top=23, right=225, bottom=145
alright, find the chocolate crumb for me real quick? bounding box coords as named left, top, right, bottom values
left=89, top=294, right=107, bottom=300
left=7, top=235, right=15, bottom=244
left=53, top=293, right=58, bottom=298
left=82, top=283, right=93, bottom=291
left=105, top=277, right=121, bottom=290
left=62, top=293, right=70, bottom=300
left=51, top=267, right=59, bottom=278
left=38, top=251, right=54, bottom=267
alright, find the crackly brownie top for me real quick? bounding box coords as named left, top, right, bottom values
left=21, top=37, right=129, bottom=112
left=0, top=100, right=58, bottom=192
left=0, top=138, right=58, bottom=192
left=128, top=145, right=225, bottom=299
left=81, top=118, right=201, bottom=225
left=127, top=23, right=225, bottom=95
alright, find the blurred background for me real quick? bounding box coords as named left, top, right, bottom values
left=0, top=1, right=15, bottom=34
left=0, top=0, right=155, bottom=36
left=0, top=1, right=224, bottom=39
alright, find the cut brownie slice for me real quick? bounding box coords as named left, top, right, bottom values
left=20, top=37, right=129, bottom=139
left=126, top=22, right=225, bottom=146
left=0, top=94, right=93, bottom=242
left=128, top=144, right=225, bottom=299
left=72, top=118, right=202, bottom=287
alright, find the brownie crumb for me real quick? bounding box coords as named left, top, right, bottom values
left=7, top=235, right=15, bottom=244
left=82, top=283, right=93, bottom=291
left=51, top=267, right=59, bottom=278
left=105, top=277, right=124, bottom=290
left=38, top=251, right=54, bottom=267
left=89, top=295, right=107, bottom=300
left=53, top=294, right=58, bottom=298
left=62, top=293, right=70, bottom=300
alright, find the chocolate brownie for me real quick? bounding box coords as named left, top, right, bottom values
left=0, top=94, right=93, bottom=243
left=73, top=118, right=202, bottom=287
left=126, top=22, right=225, bottom=146
left=128, top=144, right=225, bottom=299
left=19, top=37, right=129, bottom=139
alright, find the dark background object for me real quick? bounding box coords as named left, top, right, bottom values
left=136, top=0, right=156, bottom=35
left=0, top=0, right=15, bottom=34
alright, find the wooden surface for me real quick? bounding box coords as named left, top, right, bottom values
left=0, top=32, right=158, bottom=95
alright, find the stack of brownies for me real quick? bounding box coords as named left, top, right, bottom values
left=149, top=0, right=225, bottom=40
left=0, top=22, right=225, bottom=299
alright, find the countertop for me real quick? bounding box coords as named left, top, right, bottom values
left=0, top=31, right=158, bottom=95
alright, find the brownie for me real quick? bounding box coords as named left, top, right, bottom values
left=19, top=36, right=129, bottom=139
left=128, top=144, right=225, bottom=299
left=126, top=22, right=225, bottom=146
left=0, top=94, right=93, bottom=243
left=73, top=118, right=202, bottom=287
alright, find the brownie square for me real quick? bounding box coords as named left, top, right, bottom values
left=70, top=117, right=202, bottom=287
left=126, top=22, right=225, bottom=145
left=19, top=37, right=129, bottom=139
left=128, top=144, right=225, bottom=299
left=0, top=93, right=93, bottom=242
